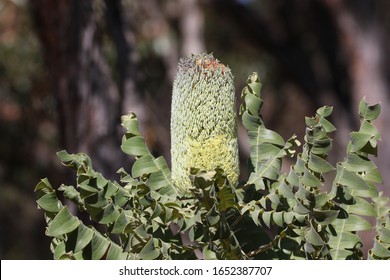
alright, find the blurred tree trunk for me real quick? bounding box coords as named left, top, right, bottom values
left=29, top=0, right=141, bottom=179
left=180, top=0, right=205, bottom=56
left=324, top=0, right=390, bottom=192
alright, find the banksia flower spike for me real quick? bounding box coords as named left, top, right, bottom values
left=171, top=53, right=239, bottom=193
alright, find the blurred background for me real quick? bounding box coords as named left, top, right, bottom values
left=1, top=0, right=390, bottom=259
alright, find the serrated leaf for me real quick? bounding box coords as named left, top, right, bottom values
left=284, top=211, right=295, bottom=224
left=344, top=154, right=376, bottom=172
left=347, top=197, right=376, bottom=217
left=67, top=224, right=94, bottom=253
left=349, top=132, right=372, bottom=153
left=313, top=209, right=339, bottom=225
left=317, top=106, right=333, bottom=118
left=308, top=154, right=335, bottom=173
left=217, top=186, right=238, bottom=212
left=34, top=177, right=54, bottom=194
left=106, top=243, right=127, bottom=260
left=331, top=213, right=371, bottom=242
left=139, top=238, right=160, bottom=260
left=113, top=188, right=131, bottom=207
left=244, top=92, right=261, bottom=116
left=314, top=193, right=329, bottom=209
left=335, top=164, right=369, bottom=190
left=121, top=113, right=141, bottom=135
left=93, top=203, right=120, bottom=224
left=56, top=150, right=74, bottom=163
left=261, top=211, right=272, bottom=228
left=36, top=192, right=62, bottom=213
left=358, top=98, right=381, bottom=121
left=370, top=238, right=390, bottom=258
left=293, top=201, right=310, bottom=214
left=203, top=247, right=218, bottom=260
left=318, top=116, right=337, bottom=133
left=301, top=166, right=321, bottom=187
left=378, top=227, right=390, bottom=243
left=89, top=232, right=110, bottom=260
left=84, top=190, right=108, bottom=209
left=277, top=179, right=295, bottom=199
left=53, top=240, right=66, bottom=260
left=306, top=223, right=325, bottom=246
left=241, top=111, right=262, bottom=131
left=47, top=207, right=80, bottom=237
left=273, top=211, right=284, bottom=227
left=121, top=135, right=149, bottom=156
left=250, top=127, right=285, bottom=147
left=330, top=248, right=357, bottom=260
left=132, top=154, right=159, bottom=178
left=111, top=211, right=130, bottom=234
left=251, top=208, right=262, bottom=226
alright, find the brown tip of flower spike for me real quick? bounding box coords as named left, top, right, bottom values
left=178, top=53, right=227, bottom=77
left=195, top=55, right=226, bottom=73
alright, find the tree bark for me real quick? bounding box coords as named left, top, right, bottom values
left=30, top=0, right=126, bottom=179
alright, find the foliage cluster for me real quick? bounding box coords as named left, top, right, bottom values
left=35, top=73, right=390, bottom=260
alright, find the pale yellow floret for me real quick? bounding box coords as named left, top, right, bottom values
left=186, top=135, right=239, bottom=186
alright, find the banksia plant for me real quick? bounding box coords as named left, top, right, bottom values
left=35, top=52, right=390, bottom=260
left=171, top=53, right=239, bottom=194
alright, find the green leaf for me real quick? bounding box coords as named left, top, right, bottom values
left=121, top=135, right=150, bottom=157
left=67, top=224, right=94, bottom=253
left=358, top=98, right=381, bottom=121
left=335, top=164, right=369, bottom=190
left=113, top=188, right=131, bottom=207
left=106, top=243, right=128, bottom=260
left=308, top=154, right=335, bottom=173
left=344, top=214, right=372, bottom=231
left=56, top=150, right=74, bottom=163
left=244, top=92, right=262, bottom=116
left=273, top=211, right=284, bottom=227
left=139, top=238, right=160, bottom=260
left=147, top=157, right=172, bottom=189
left=60, top=185, right=84, bottom=206
left=121, top=113, right=142, bottom=135
left=369, top=238, right=390, bottom=259
left=301, top=166, right=321, bottom=187
left=111, top=211, right=129, bottom=234
left=84, top=190, right=108, bottom=209
left=89, top=232, right=111, bottom=260
left=132, top=155, right=159, bottom=178
left=314, top=193, right=329, bottom=209
left=249, top=127, right=285, bottom=147
left=261, top=211, right=272, bottom=228
left=348, top=197, right=376, bottom=217
left=47, top=207, right=80, bottom=237
left=241, top=111, right=262, bottom=131
left=316, top=106, right=333, bottom=118
left=349, top=132, right=373, bottom=153
left=36, top=192, right=62, bottom=213
left=203, top=247, right=218, bottom=260
left=52, top=240, right=66, bottom=260
left=343, top=154, right=376, bottom=172
left=313, top=209, right=339, bottom=225
left=305, top=223, right=325, bottom=246
left=93, top=203, right=120, bottom=224
left=34, top=178, right=54, bottom=195
left=330, top=231, right=361, bottom=249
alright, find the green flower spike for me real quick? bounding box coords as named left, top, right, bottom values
left=171, top=53, right=239, bottom=193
